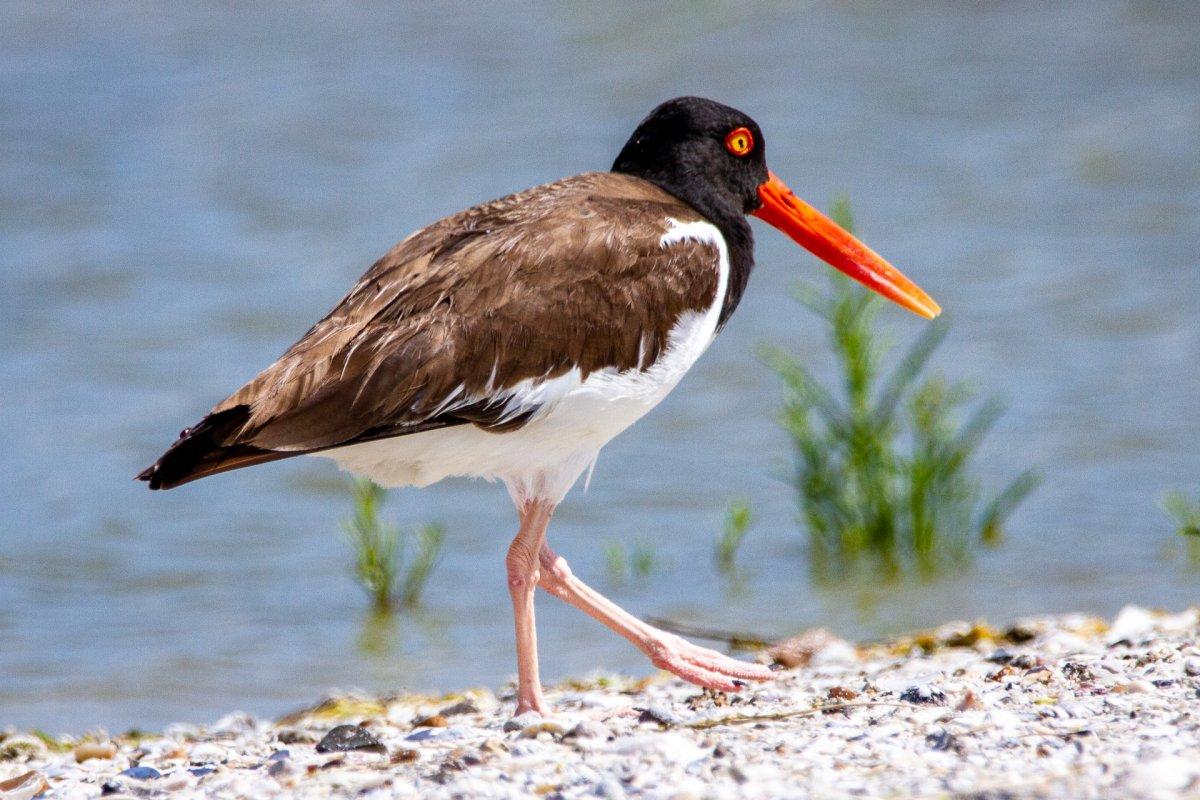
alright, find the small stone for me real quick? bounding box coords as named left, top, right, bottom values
left=100, top=780, right=123, bottom=796
left=1003, top=623, right=1038, bottom=643
left=390, top=748, right=420, bottom=764
left=189, top=742, right=228, bottom=763
left=438, top=698, right=480, bottom=717
left=827, top=686, right=858, bottom=701
left=159, top=771, right=190, bottom=792
left=925, top=729, right=957, bottom=752
left=188, top=767, right=215, bottom=778
left=956, top=690, right=983, bottom=711
left=767, top=628, right=848, bottom=668
left=276, top=728, right=316, bottom=745
left=413, top=714, right=449, bottom=728
left=596, top=776, right=627, bottom=800
left=563, top=720, right=608, bottom=740
left=1121, top=755, right=1200, bottom=794
left=900, top=685, right=947, bottom=705
left=614, top=733, right=705, bottom=765
left=73, top=741, right=117, bottom=762
left=0, top=771, right=49, bottom=798
left=267, top=759, right=293, bottom=779
left=519, top=721, right=565, bottom=739
left=986, top=649, right=1015, bottom=664
left=1110, top=679, right=1155, bottom=694
left=1184, top=657, right=1200, bottom=677
left=405, top=725, right=469, bottom=742
left=314, top=724, right=387, bottom=755
left=267, top=749, right=290, bottom=761
left=210, top=712, right=258, bottom=734
left=503, top=711, right=542, bottom=732
left=119, top=765, right=161, bottom=780
left=1011, top=654, right=1043, bottom=670
left=1062, top=662, right=1095, bottom=683
left=1108, top=605, right=1157, bottom=644
left=636, top=706, right=682, bottom=727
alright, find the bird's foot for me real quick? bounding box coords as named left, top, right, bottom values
left=643, top=631, right=775, bottom=692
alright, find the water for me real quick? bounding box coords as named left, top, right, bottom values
left=1, top=2, right=1197, bottom=732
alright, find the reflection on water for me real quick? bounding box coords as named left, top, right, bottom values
left=1, top=2, right=1198, bottom=731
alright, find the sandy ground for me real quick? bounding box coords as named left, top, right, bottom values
left=3, top=605, right=1200, bottom=799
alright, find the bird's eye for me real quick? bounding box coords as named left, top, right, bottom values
left=724, top=127, right=754, bottom=157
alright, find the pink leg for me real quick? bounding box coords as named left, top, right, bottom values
left=537, top=544, right=775, bottom=692
left=506, top=499, right=555, bottom=717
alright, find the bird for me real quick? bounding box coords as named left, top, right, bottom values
left=138, top=96, right=939, bottom=718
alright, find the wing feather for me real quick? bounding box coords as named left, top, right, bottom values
left=139, top=172, right=720, bottom=488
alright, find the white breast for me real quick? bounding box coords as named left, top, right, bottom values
left=320, top=218, right=730, bottom=505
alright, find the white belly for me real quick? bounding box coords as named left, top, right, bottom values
left=319, top=218, right=729, bottom=505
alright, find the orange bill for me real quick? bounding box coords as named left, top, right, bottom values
left=752, top=171, right=941, bottom=319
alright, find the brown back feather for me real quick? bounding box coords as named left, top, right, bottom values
left=139, top=172, right=720, bottom=488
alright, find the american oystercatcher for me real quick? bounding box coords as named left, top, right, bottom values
left=139, top=97, right=939, bottom=717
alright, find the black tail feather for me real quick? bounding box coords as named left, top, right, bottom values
left=137, top=406, right=292, bottom=490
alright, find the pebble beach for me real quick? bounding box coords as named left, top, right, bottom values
left=4, top=605, right=1200, bottom=799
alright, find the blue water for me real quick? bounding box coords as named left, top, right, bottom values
left=2, top=2, right=1198, bottom=732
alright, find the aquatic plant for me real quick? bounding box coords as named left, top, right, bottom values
left=714, top=499, right=753, bottom=575
left=603, top=539, right=660, bottom=585
left=1162, top=489, right=1200, bottom=538
left=765, top=197, right=1040, bottom=578
left=342, top=478, right=443, bottom=611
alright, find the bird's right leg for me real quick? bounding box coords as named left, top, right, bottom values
left=505, top=499, right=556, bottom=717
left=536, top=544, right=774, bottom=691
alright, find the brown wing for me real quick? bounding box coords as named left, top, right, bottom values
left=139, top=172, right=720, bottom=489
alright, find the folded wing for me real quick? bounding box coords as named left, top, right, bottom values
left=138, top=172, right=719, bottom=489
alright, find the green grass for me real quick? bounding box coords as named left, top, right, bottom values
left=714, top=499, right=753, bottom=575
left=1162, top=489, right=1200, bottom=538
left=765, top=197, right=1040, bottom=579
left=603, top=539, right=660, bottom=585
left=342, top=478, right=443, bottom=611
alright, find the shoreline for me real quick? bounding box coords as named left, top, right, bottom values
left=3, top=605, right=1199, bottom=799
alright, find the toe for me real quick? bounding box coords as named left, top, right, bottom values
left=678, top=644, right=776, bottom=681
left=650, top=648, right=743, bottom=692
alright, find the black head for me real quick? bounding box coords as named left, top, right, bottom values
left=610, top=96, right=943, bottom=324
left=612, top=97, right=769, bottom=223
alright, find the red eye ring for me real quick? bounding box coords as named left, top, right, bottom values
left=724, top=126, right=754, bottom=157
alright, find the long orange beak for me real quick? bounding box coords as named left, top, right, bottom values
left=751, top=171, right=940, bottom=319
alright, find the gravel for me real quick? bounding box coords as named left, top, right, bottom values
left=3, top=604, right=1200, bottom=799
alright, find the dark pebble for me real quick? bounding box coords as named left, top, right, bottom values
left=635, top=706, right=680, bottom=727
left=986, top=649, right=1015, bottom=664
left=188, top=767, right=215, bottom=778
left=1062, top=662, right=1095, bottom=682
left=900, top=686, right=947, bottom=705
left=926, top=729, right=957, bottom=752
left=120, top=766, right=161, bottom=780
left=100, top=781, right=123, bottom=796
left=267, top=749, right=291, bottom=761
left=438, top=698, right=480, bottom=717
left=315, top=724, right=387, bottom=755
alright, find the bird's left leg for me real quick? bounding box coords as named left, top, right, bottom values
left=505, top=498, right=555, bottom=717
left=536, top=544, right=774, bottom=691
